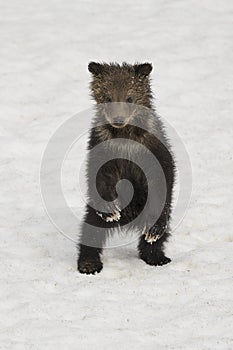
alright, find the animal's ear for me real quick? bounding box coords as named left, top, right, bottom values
left=88, top=62, right=104, bottom=75
left=134, top=63, right=153, bottom=76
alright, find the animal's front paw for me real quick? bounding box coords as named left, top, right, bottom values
left=96, top=202, right=121, bottom=223
left=142, top=221, right=168, bottom=244
left=144, top=232, right=161, bottom=244
left=78, top=258, right=103, bottom=274
left=96, top=209, right=121, bottom=222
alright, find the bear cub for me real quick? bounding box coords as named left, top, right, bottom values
left=77, top=62, right=175, bottom=274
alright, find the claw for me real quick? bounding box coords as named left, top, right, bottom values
left=96, top=204, right=121, bottom=223
left=143, top=222, right=168, bottom=244
left=105, top=210, right=121, bottom=222
left=144, top=232, right=161, bottom=244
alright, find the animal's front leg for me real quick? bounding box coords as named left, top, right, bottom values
left=94, top=168, right=121, bottom=223
left=143, top=214, right=169, bottom=245
left=96, top=199, right=121, bottom=223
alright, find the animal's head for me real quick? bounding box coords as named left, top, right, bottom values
left=88, top=62, right=153, bottom=128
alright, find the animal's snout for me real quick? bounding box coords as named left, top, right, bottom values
left=112, top=116, right=125, bottom=127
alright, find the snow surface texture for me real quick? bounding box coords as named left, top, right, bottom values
left=1, top=0, right=233, bottom=349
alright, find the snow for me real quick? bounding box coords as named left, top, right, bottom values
left=1, top=0, right=233, bottom=349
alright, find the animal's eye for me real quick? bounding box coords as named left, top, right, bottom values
left=105, top=96, right=112, bottom=103
left=126, top=97, right=133, bottom=103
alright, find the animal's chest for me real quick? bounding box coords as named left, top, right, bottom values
left=107, top=143, right=150, bottom=187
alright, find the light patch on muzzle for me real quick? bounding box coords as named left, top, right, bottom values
left=103, top=102, right=136, bottom=128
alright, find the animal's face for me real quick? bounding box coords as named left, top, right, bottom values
left=88, top=62, right=153, bottom=128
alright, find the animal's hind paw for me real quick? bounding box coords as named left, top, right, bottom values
left=140, top=251, right=171, bottom=266
left=78, top=259, right=103, bottom=274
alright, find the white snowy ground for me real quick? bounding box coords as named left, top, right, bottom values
left=1, top=0, right=233, bottom=349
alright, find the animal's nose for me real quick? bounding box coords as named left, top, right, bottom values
left=113, top=116, right=124, bottom=126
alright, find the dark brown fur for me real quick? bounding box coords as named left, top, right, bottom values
left=89, top=62, right=153, bottom=108
left=77, top=62, right=175, bottom=274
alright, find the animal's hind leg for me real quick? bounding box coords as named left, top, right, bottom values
left=138, top=231, right=171, bottom=266
left=138, top=135, right=175, bottom=266
left=137, top=205, right=172, bottom=266
left=77, top=206, right=110, bottom=274
left=137, top=175, right=173, bottom=267
left=78, top=245, right=103, bottom=274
